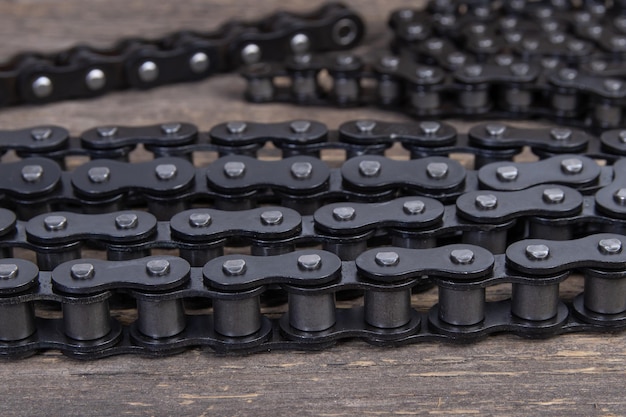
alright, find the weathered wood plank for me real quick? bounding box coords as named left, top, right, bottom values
left=0, top=1, right=624, bottom=416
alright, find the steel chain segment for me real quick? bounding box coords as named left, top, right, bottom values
left=1, top=120, right=625, bottom=164
left=1, top=233, right=626, bottom=358
left=0, top=3, right=364, bottom=107
left=241, top=1, right=626, bottom=129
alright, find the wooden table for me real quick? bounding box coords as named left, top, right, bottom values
left=0, top=1, right=624, bottom=416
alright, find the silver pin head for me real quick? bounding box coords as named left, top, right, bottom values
left=223, top=161, right=246, bottom=178
left=550, top=128, right=572, bottom=141
left=189, top=212, right=211, bottom=228
left=290, top=120, right=311, bottom=134
left=241, top=44, right=261, bottom=64
left=485, top=123, right=507, bottom=137
left=290, top=33, right=310, bottom=54
left=375, top=251, right=400, bottom=267
left=496, top=166, right=518, bottom=182
left=189, top=52, right=210, bottom=74
left=222, top=259, right=247, bottom=276
left=450, top=249, right=475, bottom=265
left=32, top=76, right=53, bottom=98
left=560, top=158, right=583, bottom=174
left=475, top=194, right=498, bottom=210
left=419, top=121, right=441, bottom=135
left=146, top=259, right=170, bottom=276
left=332, top=206, right=356, bottom=221
left=161, top=123, right=182, bottom=135
left=542, top=188, right=565, bottom=204
left=599, top=238, right=622, bottom=254
left=614, top=188, right=626, bottom=206
left=21, top=165, right=44, bottom=183
left=426, top=162, right=448, bottom=179
left=155, top=164, right=177, bottom=180
left=525, top=244, right=550, bottom=260
left=71, top=263, right=95, bottom=280
left=297, top=254, right=322, bottom=271
left=44, top=215, right=67, bottom=231
left=115, top=213, right=138, bottom=230
left=0, top=264, right=18, bottom=280
left=358, top=160, right=381, bottom=177
left=290, top=162, right=313, bottom=180
left=226, top=121, right=247, bottom=134
left=355, top=120, right=376, bottom=133
left=403, top=200, right=425, bottom=215
left=31, top=128, right=53, bottom=141
left=260, top=210, right=283, bottom=225
left=85, top=68, right=106, bottom=91
left=138, top=61, right=159, bottom=83
left=88, top=166, right=111, bottom=183
left=96, top=126, right=118, bottom=138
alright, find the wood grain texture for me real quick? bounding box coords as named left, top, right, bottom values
left=0, top=1, right=625, bottom=416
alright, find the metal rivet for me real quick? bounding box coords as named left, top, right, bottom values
left=496, top=166, right=518, bottom=182
left=397, top=9, right=414, bottom=20
left=485, top=123, right=507, bottom=137
left=559, top=68, right=577, bottom=81
left=290, top=120, right=311, bottom=133
left=426, top=38, right=443, bottom=50
left=290, top=162, right=313, bottom=180
left=604, top=79, right=624, bottom=93
left=44, top=215, right=67, bottom=231
left=332, top=206, right=356, bottom=221
left=138, top=61, right=159, bottom=83
left=224, top=161, right=246, bottom=178
left=115, top=213, right=138, bottom=230
left=419, top=121, right=441, bottom=135
left=599, top=238, right=622, bottom=255
left=355, top=120, right=376, bottom=133
left=618, top=131, right=626, bottom=143
left=464, top=64, right=483, bottom=77
left=550, top=128, right=572, bottom=141
left=85, top=68, right=106, bottom=90
left=161, top=123, right=182, bottom=135
left=613, top=188, right=626, bottom=205
left=96, top=126, right=118, bottom=138
left=260, top=210, right=283, bottom=225
left=146, top=259, right=170, bottom=276
left=241, top=44, right=261, bottom=64
left=550, top=33, right=565, bottom=44
left=336, top=54, right=355, bottom=66
left=189, top=52, right=210, bottom=73
left=542, top=188, right=565, bottom=204
left=612, top=36, right=626, bottom=49
left=189, top=212, right=211, bottom=228
left=505, top=32, right=522, bottom=44
left=358, top=160, right=381, bottom=177
left=525, top=244, right=550, bottom=260
left=475, top=194, right=498, bottom=210
left=71, top=263, right=95, bottom=280
left=155, top=164, right=177, bottom=180
left=298, top=254, right=322, bottom=271
left=32, top=76, right=53, bottom=98
left=21, top=165, right=43, bottom=183
left=416, top=66, right=435, bottom=79
left=380, top=56, right=399, bottom=70
left=407, top=23, right=424, bottom=36
left=447, top=52, right=466, bottom=66
left=88, top=166, right=111, bottom=183
left=290, top=33, right=310, bottom=54
left=541, top=57, right=560, bottom=69
left=495, top=54, right=514, bottom=67
left=450, top=249, right=475, bottom=265
left=375, top=251, right=400, bottom=267
left=0, top=264, right=18, bottom=280
left=403, top=200, right=425, bottom=215
left=226, top=121, right=247, bottom=134
left=31, top=127, right=53, bottom=141
left=222, top=259, right=246, bottom=276
left=426, top=162, right=448, bottom=179
left=560, top=158, right=583, bottom=174
left=568, top=40, right=586, bottom=52
left=469, top=24, right=485, bottom=34
left=476, top=37, right=493, bottom=49
left=510, top=62, right=530, bottom=76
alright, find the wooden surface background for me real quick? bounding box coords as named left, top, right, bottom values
left=0, top=1, right=625, bottom=416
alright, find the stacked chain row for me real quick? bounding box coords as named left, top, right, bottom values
left=1, top=233, right=626, bottom=358
left=0, top=3, right=363, bottom=106
left=242, top=1, right=626, bottom=128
